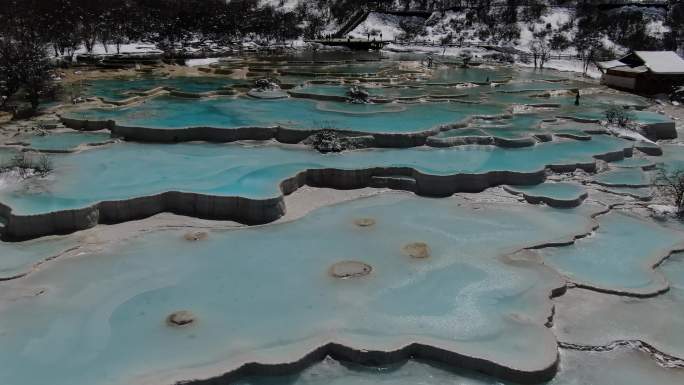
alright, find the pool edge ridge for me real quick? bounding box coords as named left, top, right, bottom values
left=161, top=339, right=560, bottom=385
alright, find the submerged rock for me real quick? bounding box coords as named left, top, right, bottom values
left=183, top=232, right=208, bottom=241
left=305, top=130, right=343, bottom=153
left=671, top=86, right=684, bottom=103
left=354, top=218, right=376, bottom=227
left=329, top=261, right=372, bottom=279
left=248, top=78, right=288, bottom=99
left=166, top=310, right=196, bottom=327
left=402, top=242, right=431, bottom=259
left=346, top=86, right=370, bottom=104
left=254, top=78, right=280, bottom=91
left=303, top=130, right=373, bottom=153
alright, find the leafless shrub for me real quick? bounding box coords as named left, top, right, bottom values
left=0, top=152, right=53, bottom=178
left=654, top=167, right=684, bottom=218
left=605, top=106, right=634, bottom=128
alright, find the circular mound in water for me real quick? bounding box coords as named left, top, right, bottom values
left=354, top=218, right=376, bottom=227
left=329, top=261, right=372, bottom=279
left=402, top=242, right=431, bottom=259
left=166, top=310, right=196, bottom=327
left=184, top=232, right=208, bottom=241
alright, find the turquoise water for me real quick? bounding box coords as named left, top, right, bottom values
left=631, top=111, right=675, bottom=124
left=598, top=186, right=653, bottom=200
left=659, top=144, right=684, bottom=171
left=549, top=93, right=651, bottom=109
left=610, top=157, right=655, bottom=169
left=570, top=109, right=673, bottom=125
left=0, top=195, right=595, bottom=385
left=235, top=358, right=498, bottom=385
left=0, top=147, right=19, bottom=163
left=234, top=348, right=684, bottom=385
left=542, top=121, right=603, bottom=134
left=292, top=85, right=349, bottom=97
left=66, top=97, right=507, bottom=133
left=552, top=128, right=592, bottom=138
left=68, top=68, right=671, bottom=138
left=256, top=50, right=383, bottom=62
left=433, top=128, right=489, bottom=138
left=0, top=235, right=78, bottom=279
left=480, top=114, right=543, bottom=139
left=428, top=66, right=512, bottom=83
left=293, top=84, right=455, bottom=99
left=84, top=76, right=241, bottom=101
left=433, top=114, right=544, bottom=140
left=554, top=253, right=684, bottom=359
left=26, top=132, right=112, bottom=151
left=584, top=94, right=651, bottom=108
left=369, top=86, right=431, bottom=99
left=7, top=62, right=684, bottom=385
left=594, top=169, right=651, bottom=187
left=493, top=81, right=578, bottom=93
left=0, top=135, right=630, bottom=215
left=539, top=212, right=683, bottom=293
left=506, top=182, right=586, bottom=201
left=281, top=62, right=395, bottom=75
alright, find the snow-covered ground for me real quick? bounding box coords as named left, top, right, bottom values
left=517, top=58, right=603, bottom=79
left=260, top=0, right=301, bottom=12
left=517, top=9, right=573, bottom=51
left=344, top=6, right=672, bottom=78
left=349, top=12, right=421, bottom=41
left=73, top=43, right=162, bottom=56
left=58, top=4, right=677, bottom=79
left=185, top=58, right=221, bottom=67
left=384, top=43, right=489, bottom=58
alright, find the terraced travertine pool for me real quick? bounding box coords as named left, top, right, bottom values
left=82, top=76, right=243, bottom=101
left=0, top=135, right=630, bottom=216
left=66, top=96, right=506, bottom=132
left=1, top=54, right=683, bottom=385
left=0, top=195, right=598, bottom=385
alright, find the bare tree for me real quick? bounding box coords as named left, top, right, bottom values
left=530, top=37, right=550, bottom=69
left=605, top=106, right=633, bottom=128
left=575, top=32, right=602, bottom=76
left=654, top=167, right=684, bottom=218
left=0, top=36, right=53, bottom=112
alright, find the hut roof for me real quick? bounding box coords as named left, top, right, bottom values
left=599, top=51, right=684, bottom=75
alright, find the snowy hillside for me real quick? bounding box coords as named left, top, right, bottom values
left=260, top=1, right=673, bottom=57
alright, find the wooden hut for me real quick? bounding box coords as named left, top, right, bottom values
left=598, top=51, right=684, bottom=94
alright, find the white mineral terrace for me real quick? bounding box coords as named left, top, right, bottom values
left=0, top=53, right=683, bottom=385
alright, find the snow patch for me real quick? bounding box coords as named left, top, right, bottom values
left=349, top=12, right=422, bottom=41
left=517, top=59, right=602, bottom=79
left=185, top=58, right=221, bottom=67
left=608, top=126, right=656, bottom=144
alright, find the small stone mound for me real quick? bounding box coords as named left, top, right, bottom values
left=166, top=310, right=196, bottom=327
left=184, top=232, right=208, bottom=241
left=347, top=86, right=370, bottom=104
left=354, top=218, right=376, bottom=227
left=402, top=242, right=431, bottom=259
left=329, top=261, right=372, bottom=279
left=254, top=78, right=281, bottom=91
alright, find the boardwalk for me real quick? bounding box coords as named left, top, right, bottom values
left=307, top=39, right=391, bottom=50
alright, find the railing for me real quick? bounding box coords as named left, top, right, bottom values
left=389, top=41, right=617, bottom=61
left=333, top=10, right=371, bottom=38
left=368, top=0, right=668, bottom=13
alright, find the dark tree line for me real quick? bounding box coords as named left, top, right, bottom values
left=0, top=0, right=335, bottom=112
left=0, top=0, right=407, bottom=56
left=0, top=0, right=378, bottom=114
left=0, top=0, right=314, bottom=57
left=1, top=0, right=683, bottom=113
